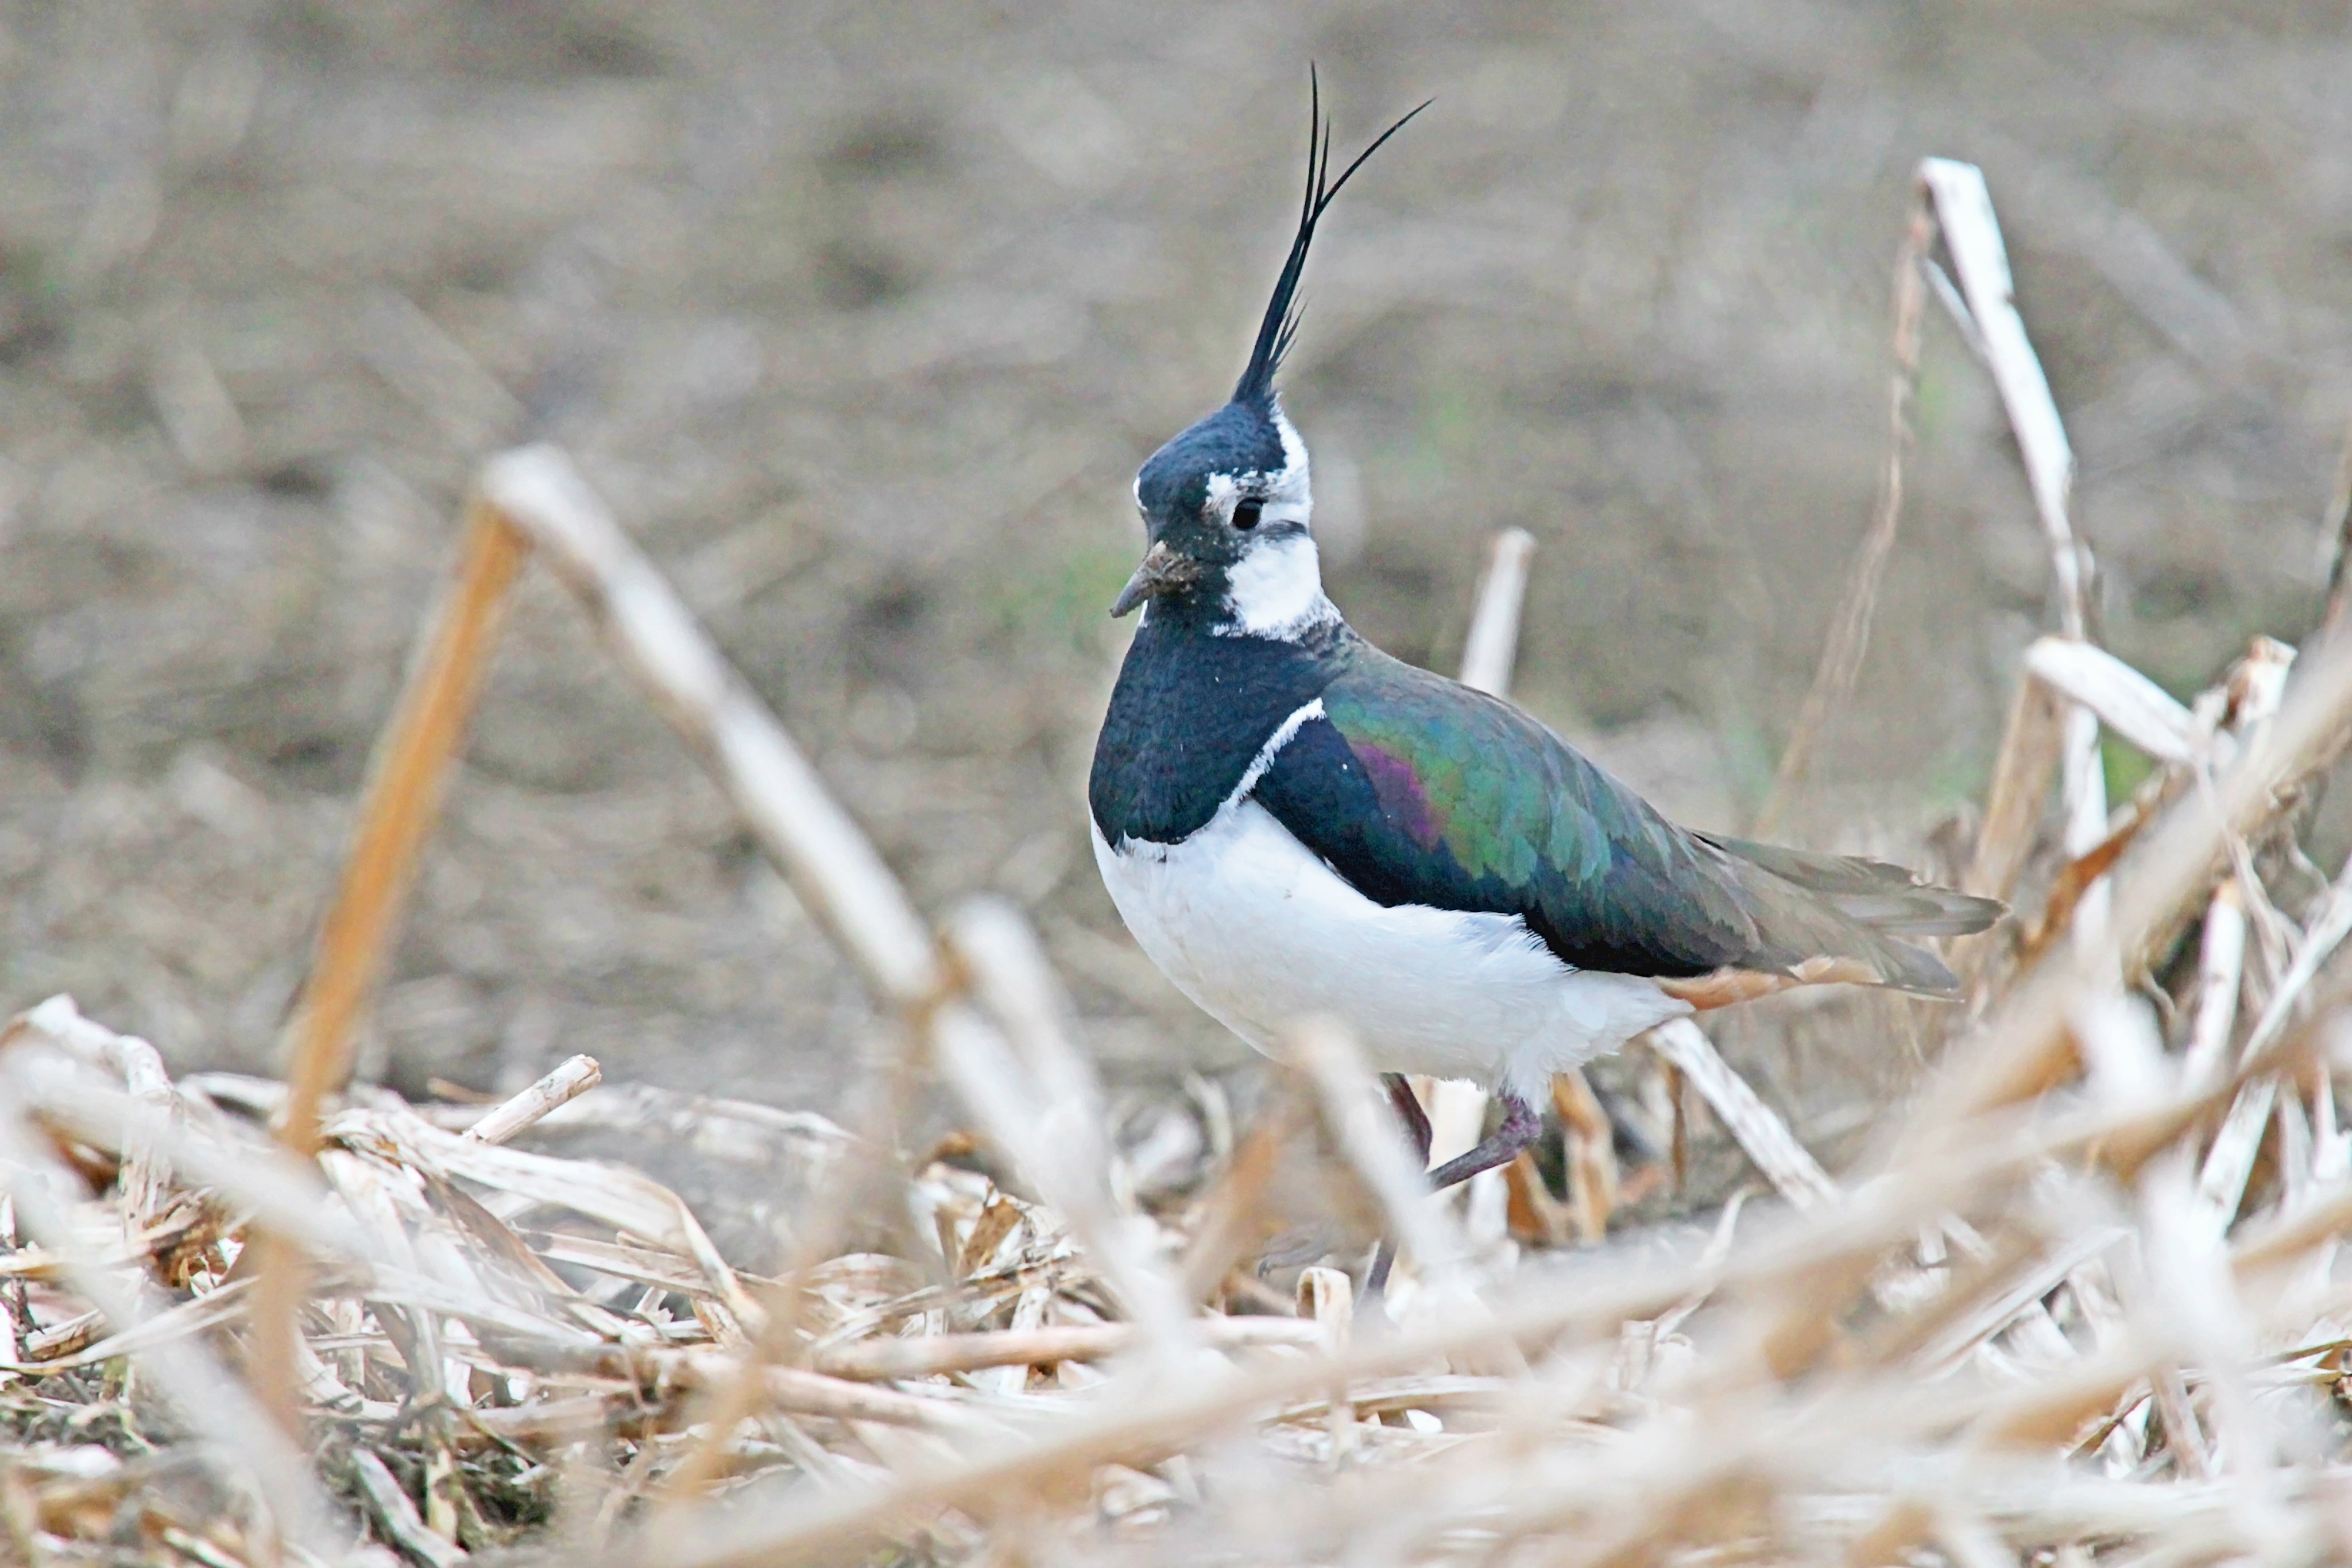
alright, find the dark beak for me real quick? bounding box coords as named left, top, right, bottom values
left=1109, top=541, right=1198, bottom=617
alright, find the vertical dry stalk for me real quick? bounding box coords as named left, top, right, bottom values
left=2315, top=412, right=2352, bottom=649
left=258, top=491, right=528, bottom=1431
left=1459, top=528, right=1537, bottom=700
left=1966, top=676, right=2067, bottom=905
left=278, top=498, right=529, bottom=1151
left=1920, top=161, right=2087, bottom=640
left=1756, top=193, right=1936, bottom=837
left=2194, top=858, right=2352, bottom=1228
left=1918, top=160, right=2109, bottom=934
left=1297, top=1266, right=1355, bottom=1463
left=1504, top=1150, right=1576, bottom=1248
left=1552, top=1070, right=1619, bottom=1244
left=2181, top=883, right=2248, bottom=1090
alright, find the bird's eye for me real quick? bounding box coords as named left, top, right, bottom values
left=1232, top=498, right=1263, bottom=531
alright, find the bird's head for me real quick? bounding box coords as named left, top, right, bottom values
left=1117, top=392, right=1316, bottom=635
left=1111, top=80, right=1426, bottom=640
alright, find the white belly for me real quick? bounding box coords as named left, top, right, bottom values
left=1091, top=800, right=1689, bottom=1104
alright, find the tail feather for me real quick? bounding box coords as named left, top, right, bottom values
left=1688, top=833, right=2004, bottom=1000
left=1705, top=835, right=2002, bottom=936
left=1815, top=892, right=2002, bottom=939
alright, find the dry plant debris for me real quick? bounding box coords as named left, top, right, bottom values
left=10, top=156, right=2352, bottom=1568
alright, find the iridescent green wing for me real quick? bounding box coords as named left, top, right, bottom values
left=1253, top=650, right=1773, bottom=977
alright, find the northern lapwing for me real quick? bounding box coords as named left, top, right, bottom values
left=1088, top=86, right=2001, bottom=1217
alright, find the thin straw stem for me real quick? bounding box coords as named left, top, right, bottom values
left=1756, top=192, right=1935, bottom=837
left=259, top=491, right=527, bottom=1431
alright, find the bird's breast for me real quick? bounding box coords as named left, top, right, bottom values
left=1089, top=800, right=1680, bottom=1093
left=1087, top=621, right=1340, bottom=847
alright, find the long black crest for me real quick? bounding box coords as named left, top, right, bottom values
left=1232, top=71, right=1430, bottom=409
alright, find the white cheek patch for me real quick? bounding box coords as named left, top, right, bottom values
left=1219, top=533, right=1337, bottom=639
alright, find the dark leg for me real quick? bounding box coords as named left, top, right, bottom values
left=1425, top=1092, right=1542, bottom=1193
left=1363, top=1086, right=1539, bottom=1307
left=1364, top=1075, right=1429, bottom=1304
left=1382, top=1074, right=1433, bottom=1168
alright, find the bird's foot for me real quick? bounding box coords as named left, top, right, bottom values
left=1362, top=1089, right=1540, bottom=1308
left=1425, top=1091, right=1541, bottom=1192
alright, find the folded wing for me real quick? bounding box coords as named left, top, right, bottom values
left=1251, top=649, right=1999, bottom=996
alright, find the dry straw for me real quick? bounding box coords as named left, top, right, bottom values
left=8, top=156, right=2352, bottom=1568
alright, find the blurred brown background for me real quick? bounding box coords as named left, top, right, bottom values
left=2, top=2, right=2345, bottom=1126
